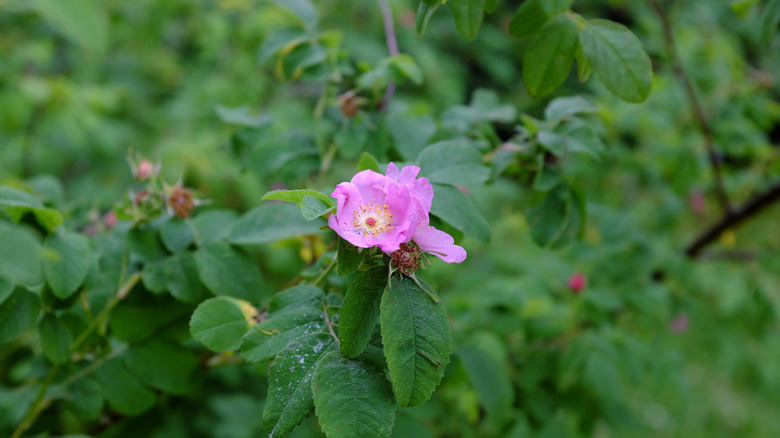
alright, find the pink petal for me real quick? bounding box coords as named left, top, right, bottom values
left=328, top=213, right=369, bottom=248
left=330, top=183, right=369, bottom=248
left=413, top=224, right=467, bottom=263
left=350, top=169, right=387, bottom=204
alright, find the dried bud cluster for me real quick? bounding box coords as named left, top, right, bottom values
left=390, top=243, right=421, bottom=276
left=168, top=185, right=195, bottom=218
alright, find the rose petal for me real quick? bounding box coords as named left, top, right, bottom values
left=413, top=224, right=467, bottom=263
left=350, top=169, right=387, bottom=204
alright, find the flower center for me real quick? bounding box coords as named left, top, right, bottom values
left=352, top=202, right=393, bottom=237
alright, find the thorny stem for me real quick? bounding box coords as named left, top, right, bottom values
left=11, top=273, right=141, bottom=438
left=377, top=0, right=399, bottom=110
left=649, top=0, right=733, bottom=215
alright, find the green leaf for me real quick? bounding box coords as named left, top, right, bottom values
left=159, top=219, right=195, bottom=253
left=417, top=140, right=491, bottom=186
left=357, top=152, right=383, bottom=173
left=386, top=108, right=437, bottom=161
left=544, top=96, right=595, bottom=123
left=522, top=14, right=578, bottom=98
left=579, top=19, right=653, bottom=103
left=525, top=182, right=583, bottom=248
left=268, top=285, right=325, bottom=315
left=430, top=184, right=491, bottom=244
left=301, top=195, right=335, bottom=221
left=126, top=226, right=167, bottom=263
left=575, top=44, right=593, bottom=82
left=337, top=238, right=361, bottom=277
left=194, top=242, right=265, bottom=302
left=449, top=0, right=485, bottom=41
left=557, top=118, right=605, bottom=158
left=508, top=0, right=571, bottom=39
left=312, top=352, right=396, bottom=438
left=123, top=338, right=199, bottom=395
left=240, top=307, right=325, bottom=363
left=64, top=377, right=103, bottom=420
left=762, top=0, right=780, bottom=44
left=381, top=276, right=452, bottom=407
left=215, top=105, right=270, bottom=128
left=458, top=338, right=514, bottom=427
left=0, top=289, right=41, bottom=344
left=94, top=357, right=155, bottom=416
left=339, top=266, right=387, bottom=359
left=164, top=253, right=208, bottom=302
left=0, top=276, right=14, bottom=306
left=261, top=189, right=334, bottom=207
left=269, top=0, right=318, bottom=30
left=0, top=186, right=63, bottom=232
left=336, top=115, right=371, bottom=159
left=190, top=209, right=238, bottom=246
left=33, top=0, right=108, bottom=52
left=228, top=203, right=324, bottom=245
left=42, top=232, right=91, bottom=299
left=388, top=54, right=424, bottom=86
left=38, top=313, right=72, bottom=364
left=416, top=0, right=441, bottom=37
left=264, top=333, right=337, bottom=437
left=189, top=296, right=259, bottom=352
left=484, top=0, right=497, bottom=13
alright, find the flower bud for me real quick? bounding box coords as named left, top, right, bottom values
left=567, top=272, right=586, bottom=293
left=168, top=185, right=195, bottom=218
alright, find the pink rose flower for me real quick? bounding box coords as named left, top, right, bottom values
left=567, top=272, right=587, bottom=293
left=328, top=163, right=466, bottom=263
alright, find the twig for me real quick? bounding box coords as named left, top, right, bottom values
left=311, top=256, right=337, bottom=287
left=649, top=0, right=733, bottom=214
left=323, top=308, right=339, bottom=343
left=11, top=273, right=142, bottom=438
left=378, top=0, right=399, bottom=110
left=686, top=181, right=780, bottom=257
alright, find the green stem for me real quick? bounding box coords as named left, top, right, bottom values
left=312, top=256, right=337, bottom=287
left=11, top=272, right=141, bottom=438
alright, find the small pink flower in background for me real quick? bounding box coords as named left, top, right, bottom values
left=669, top=312, right=689, bottom=333
left=136, top=160, right=154, bottom=180
left=328, top=163, right=466, bottom=263
left=104, top=211, right=117, bottom=228
left=568, top=272, right=587, bottom=293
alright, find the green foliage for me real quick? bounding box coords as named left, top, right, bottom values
left=190, top=297, right=259, bottom=352
left=338, top=266, right=386, bottom=358
left=381, top=277, right=452, bottom=407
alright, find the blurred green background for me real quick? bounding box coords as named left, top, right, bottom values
left=2, top=0, right=780, bottom=437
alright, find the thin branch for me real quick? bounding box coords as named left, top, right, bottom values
left=649, top=0, right=733, bottom=214
left=311, top=255, right=337, bottom=287
left=323, top=308, right=339, bottom=343
left=378, top=0, right=399, bottom=110
left=686, top=181, right=780, bottom=258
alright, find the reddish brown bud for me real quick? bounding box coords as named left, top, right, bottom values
left=168, top=185, right=195, bottom=218
left=341, top=95, right=360, bottom=118
left=390, top=242, right=421, bottom=276
left=567, top=272, right=586, bottom=293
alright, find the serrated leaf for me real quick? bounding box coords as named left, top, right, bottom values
left=261, top=189, right=334, bottom=207
left=301, top=195, right=335, bottom=221
left=123, top=338, right=199, bottom=395
left=194, top=242, right=265, bottom=302
left=189, top=296, right=258, bottom=352
left=269, top=285, right=325, bottom=315
left=575, top=44, right=593, bottom=82
left=38, top=313, right=72, bottom=364
left=190, top=209, right=238, bottom=246
left=94, top=357, right=155, bottom=416
left=508, top=0, right=571, bottom=39
left=579, top=19, right=653, bottom=103
left=544, top=96, right=595, bottom=123
left=381, top=276, right=452, bottom=407
left=416, top=0, right=441, bottom=37
left=264, top=333, right=337, bottom=437
left=0, top=186, right=63, bottom=232
left=337, top=237, right=361, bottom=277
left=523, top=14, right=578, bottom=98
left=43, top=232, right=91, bottom=299
left=33, top=0, right=108, bottom=52
left=159, top=219, right=195, bottom=253
left=64, top=377, right=103, bottom=421
left=430, top=184, right=491, bottom=244
left=449, top=0, right=485, bottom=41
left=417, top=140, right=491, bottom=186
left=339, top=266, right=387, bottom=359
left=228, top=203, right=323, bottom=245
left=0, top=289, right=42, bottom=344
left=312, top=351, right=396, bottom=438
left=240, top=307, right=325, bottom=363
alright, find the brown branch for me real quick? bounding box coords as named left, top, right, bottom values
left=377, top=0, right=399, bottom=110
left=650, top=0, right=733, bottom=214
left=686, top=181, right=780, bottom=258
